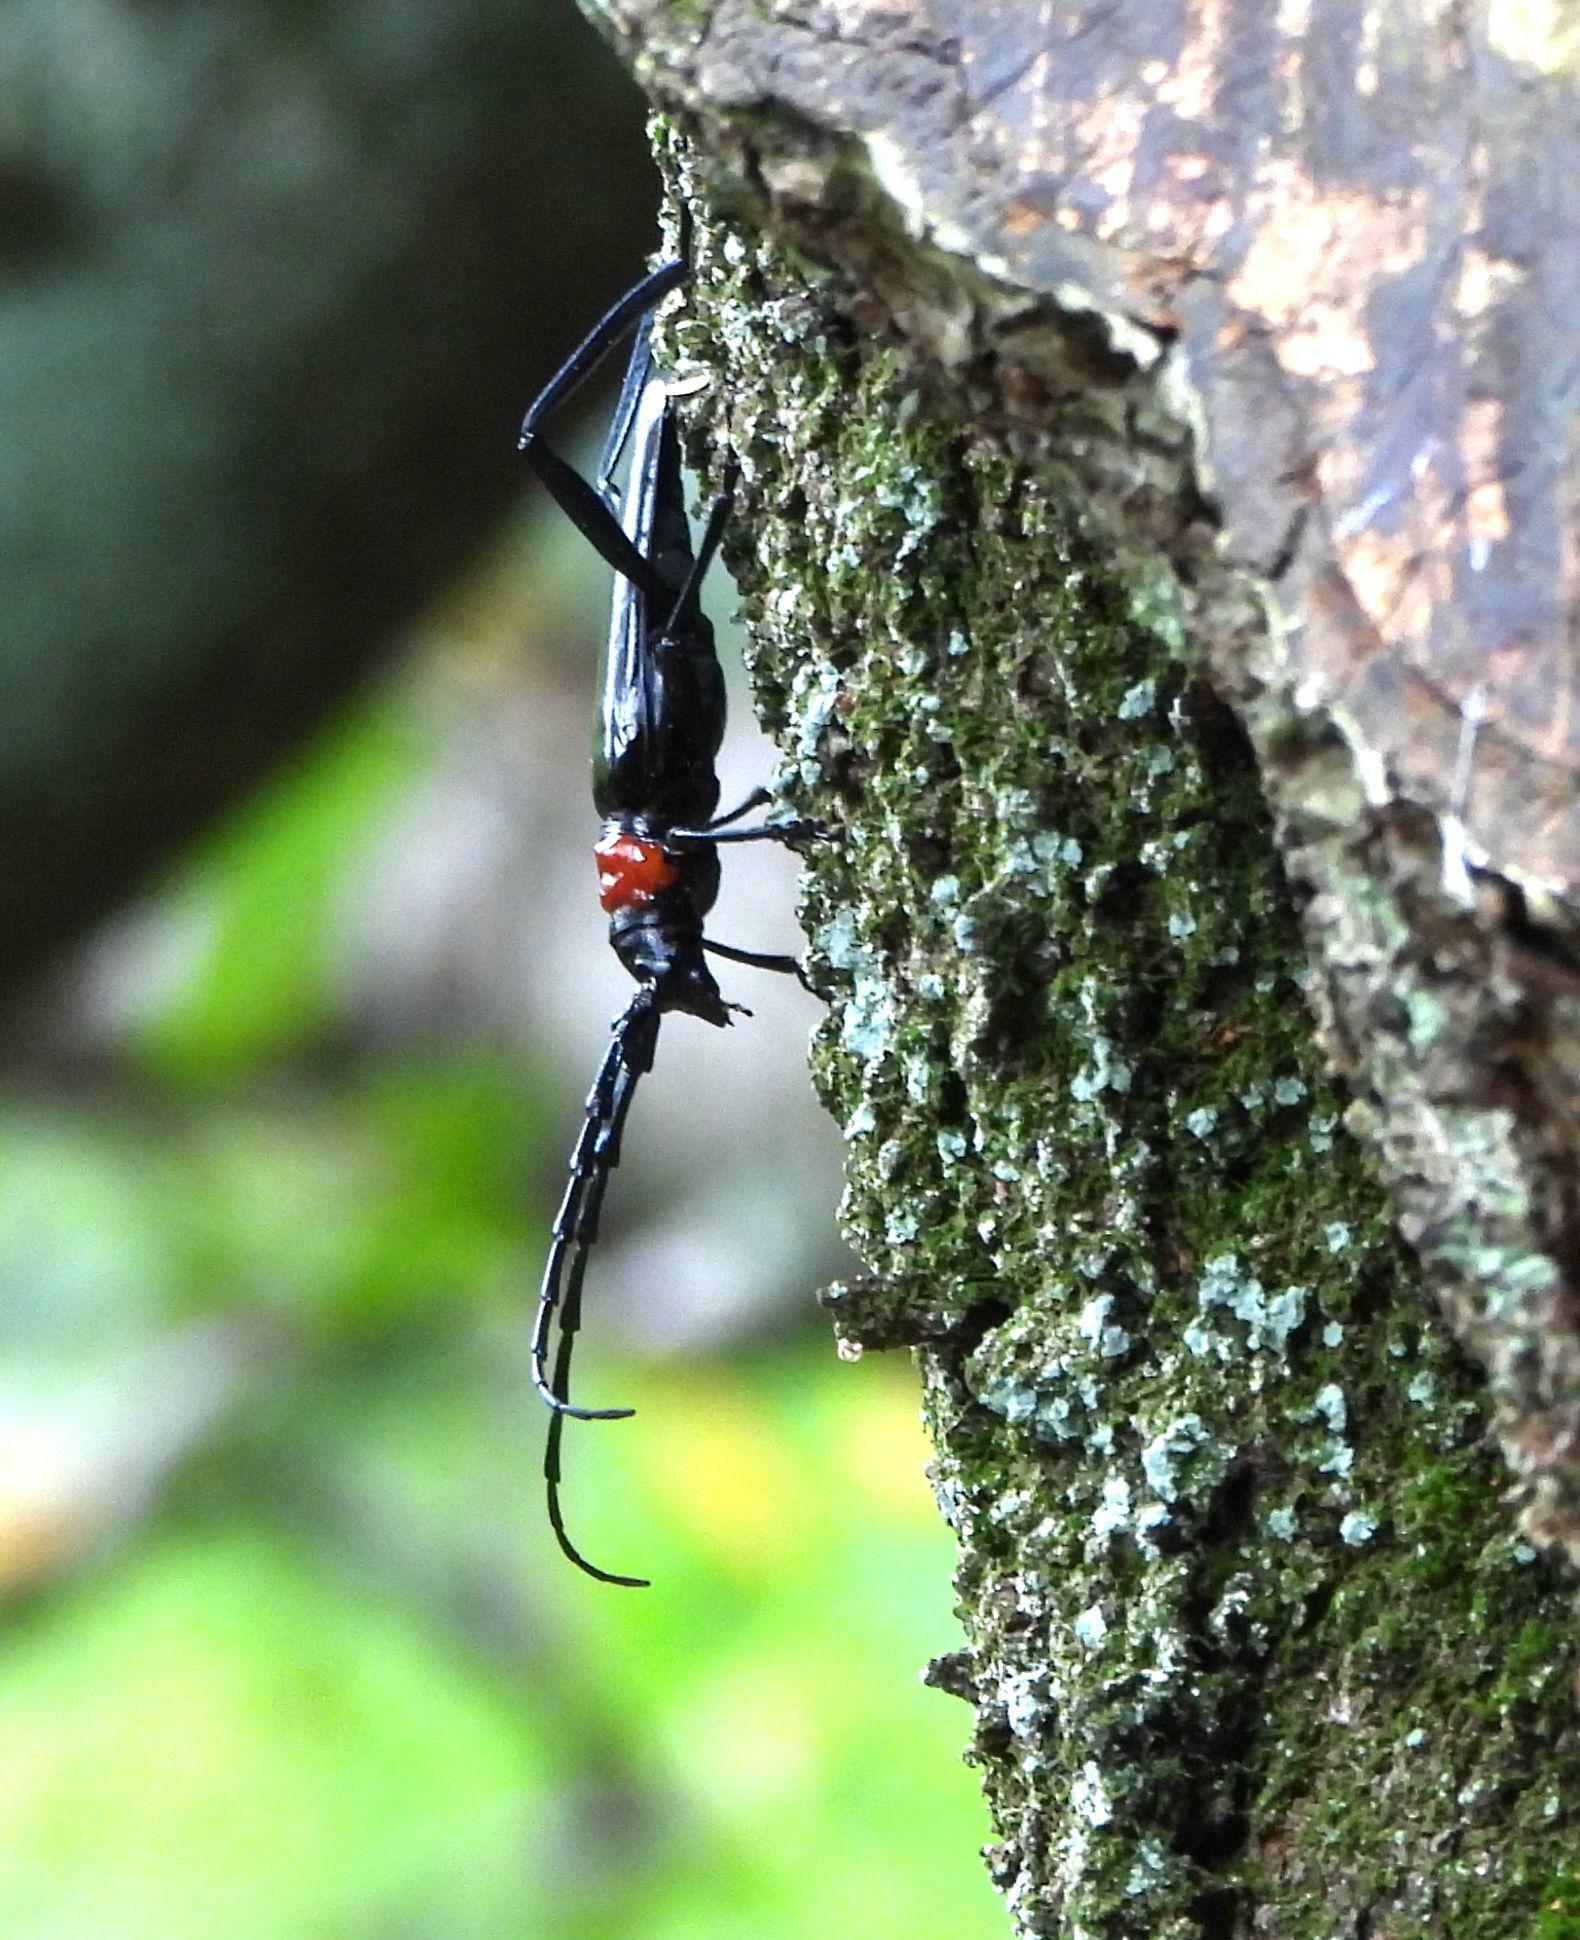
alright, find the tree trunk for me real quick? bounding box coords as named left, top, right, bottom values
left=580, top=4, right=1580, bottom=1935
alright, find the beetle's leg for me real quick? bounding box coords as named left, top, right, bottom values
left=519, top=259, right=684, bottom=435
left=675, top=786, right=836, bottom=848
left=668, top=817, right=827, bottom=848
left=522, top=438, right=672, bottom=602
left=518, top=261, right=685, bottom=601
left=704, top=787, right=772, bottom=831
left=595, top=311, right=659, bottom=513
left=526, top=449, right=650, bottom=583
left=702, top=937, right=811, bottom=985
left=656, top=462, right=741, bottom=644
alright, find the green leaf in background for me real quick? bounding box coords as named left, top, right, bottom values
left=0, top=1529, right=552, bottom=1940
left=0, top=1348, right=1002, bottom=1940
left=129, top=698, right=416, bottom=1087
left=0, top=1054, right=540, bottom=1346
left=166, top=1056, right=540, bottom=1336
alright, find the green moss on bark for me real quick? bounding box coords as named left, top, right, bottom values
left=656, top=147, right=1580, bottom=1940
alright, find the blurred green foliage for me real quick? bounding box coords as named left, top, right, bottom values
left=0, top=514, right=1001, bottom=1937
left=132, top=699, right=418, bottom=1087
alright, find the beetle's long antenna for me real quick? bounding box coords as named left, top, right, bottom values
left=535, top=989, right=661, bottom=1587
left=532, top=991, right=659, bottom=1418
left=544, top=1279, right=651, bottom=1588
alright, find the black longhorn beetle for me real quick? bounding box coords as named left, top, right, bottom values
left=517, top=254, right=821, bottom=1586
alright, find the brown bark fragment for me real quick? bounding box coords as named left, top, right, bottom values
left=601, top=0, right=1580, bottom=891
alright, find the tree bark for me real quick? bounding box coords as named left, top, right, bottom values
left=0, top=0, right=652, bottom=1000
left=580, top=4, right=1580, bottom=1934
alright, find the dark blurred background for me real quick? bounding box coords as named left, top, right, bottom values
left=0, top=3, right=998, bottom=1934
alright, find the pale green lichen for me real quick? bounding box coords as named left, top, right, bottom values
left=652, top=130, right=1580, bottom=1940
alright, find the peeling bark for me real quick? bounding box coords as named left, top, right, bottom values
left=576, top=3, right=1580, bottom=1934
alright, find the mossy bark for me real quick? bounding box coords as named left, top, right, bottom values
left=644, top=140, right=1580, bottom=1940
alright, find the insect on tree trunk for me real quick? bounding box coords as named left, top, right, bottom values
left=575, top=4, right=1580, bottom=1935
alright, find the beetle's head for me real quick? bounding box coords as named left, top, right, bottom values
left=607, top=906, right=734, bottom=1028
